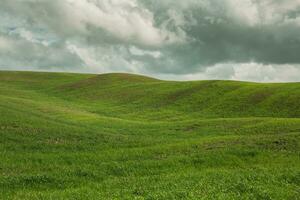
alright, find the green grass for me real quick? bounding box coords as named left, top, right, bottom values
left=0, top=71, right=299, bottom=199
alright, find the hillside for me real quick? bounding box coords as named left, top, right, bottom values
left=0, top=71, right=299, bottom=199
left=1, top=71, right=300, bottom=120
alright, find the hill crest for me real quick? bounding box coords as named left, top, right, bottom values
left=1, top=71, right=300, bottom=119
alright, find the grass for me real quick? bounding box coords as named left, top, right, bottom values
left=0, top=71, right=299, bottom=199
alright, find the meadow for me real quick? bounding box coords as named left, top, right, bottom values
left=0, top=71, right=299, bottom=199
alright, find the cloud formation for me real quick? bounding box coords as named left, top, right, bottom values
left=0, top=0, right=300, bottom=82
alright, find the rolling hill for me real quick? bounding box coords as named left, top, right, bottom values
left=0, top=71, right=299, bottom=199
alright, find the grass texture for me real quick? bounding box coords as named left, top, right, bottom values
left=0, top=71, right=299, bottom=199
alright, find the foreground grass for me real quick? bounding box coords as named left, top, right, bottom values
left=0, top=71, right=299, bottom=199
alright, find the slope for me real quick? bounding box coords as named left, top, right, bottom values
left=0, top=71, right=299, bottom=199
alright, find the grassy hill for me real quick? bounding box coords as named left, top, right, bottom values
left=0, top=71, right=299, bottom=199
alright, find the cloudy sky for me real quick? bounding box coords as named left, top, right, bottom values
left=1, top=0, right=300, bottom=82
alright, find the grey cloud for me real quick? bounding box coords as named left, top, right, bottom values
left=0, top=0, right=300, bottom=81
left=0, top=33, right=83, bottom=71
left=139, top=0, right=300, bottom=70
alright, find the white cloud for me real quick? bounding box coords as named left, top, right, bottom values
left=0, top=36, right=13, bottom=51
left=157, top=63, right=300, bottom=83
left=226, top=0, right=260, bottom=26
left=9, top=28, right=51, bottom=47
left=129, top=46, right=161, bottom=58
left=66, top=42, right=143, bottom=73
left=231, top=63, right=300, bottom=82
left=61, top=0, right=183, bottom=46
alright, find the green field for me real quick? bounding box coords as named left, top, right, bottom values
left=0, top=71, right=299, bottom=199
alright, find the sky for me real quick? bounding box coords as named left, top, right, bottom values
left=1, top=0, right=300, bottom=82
